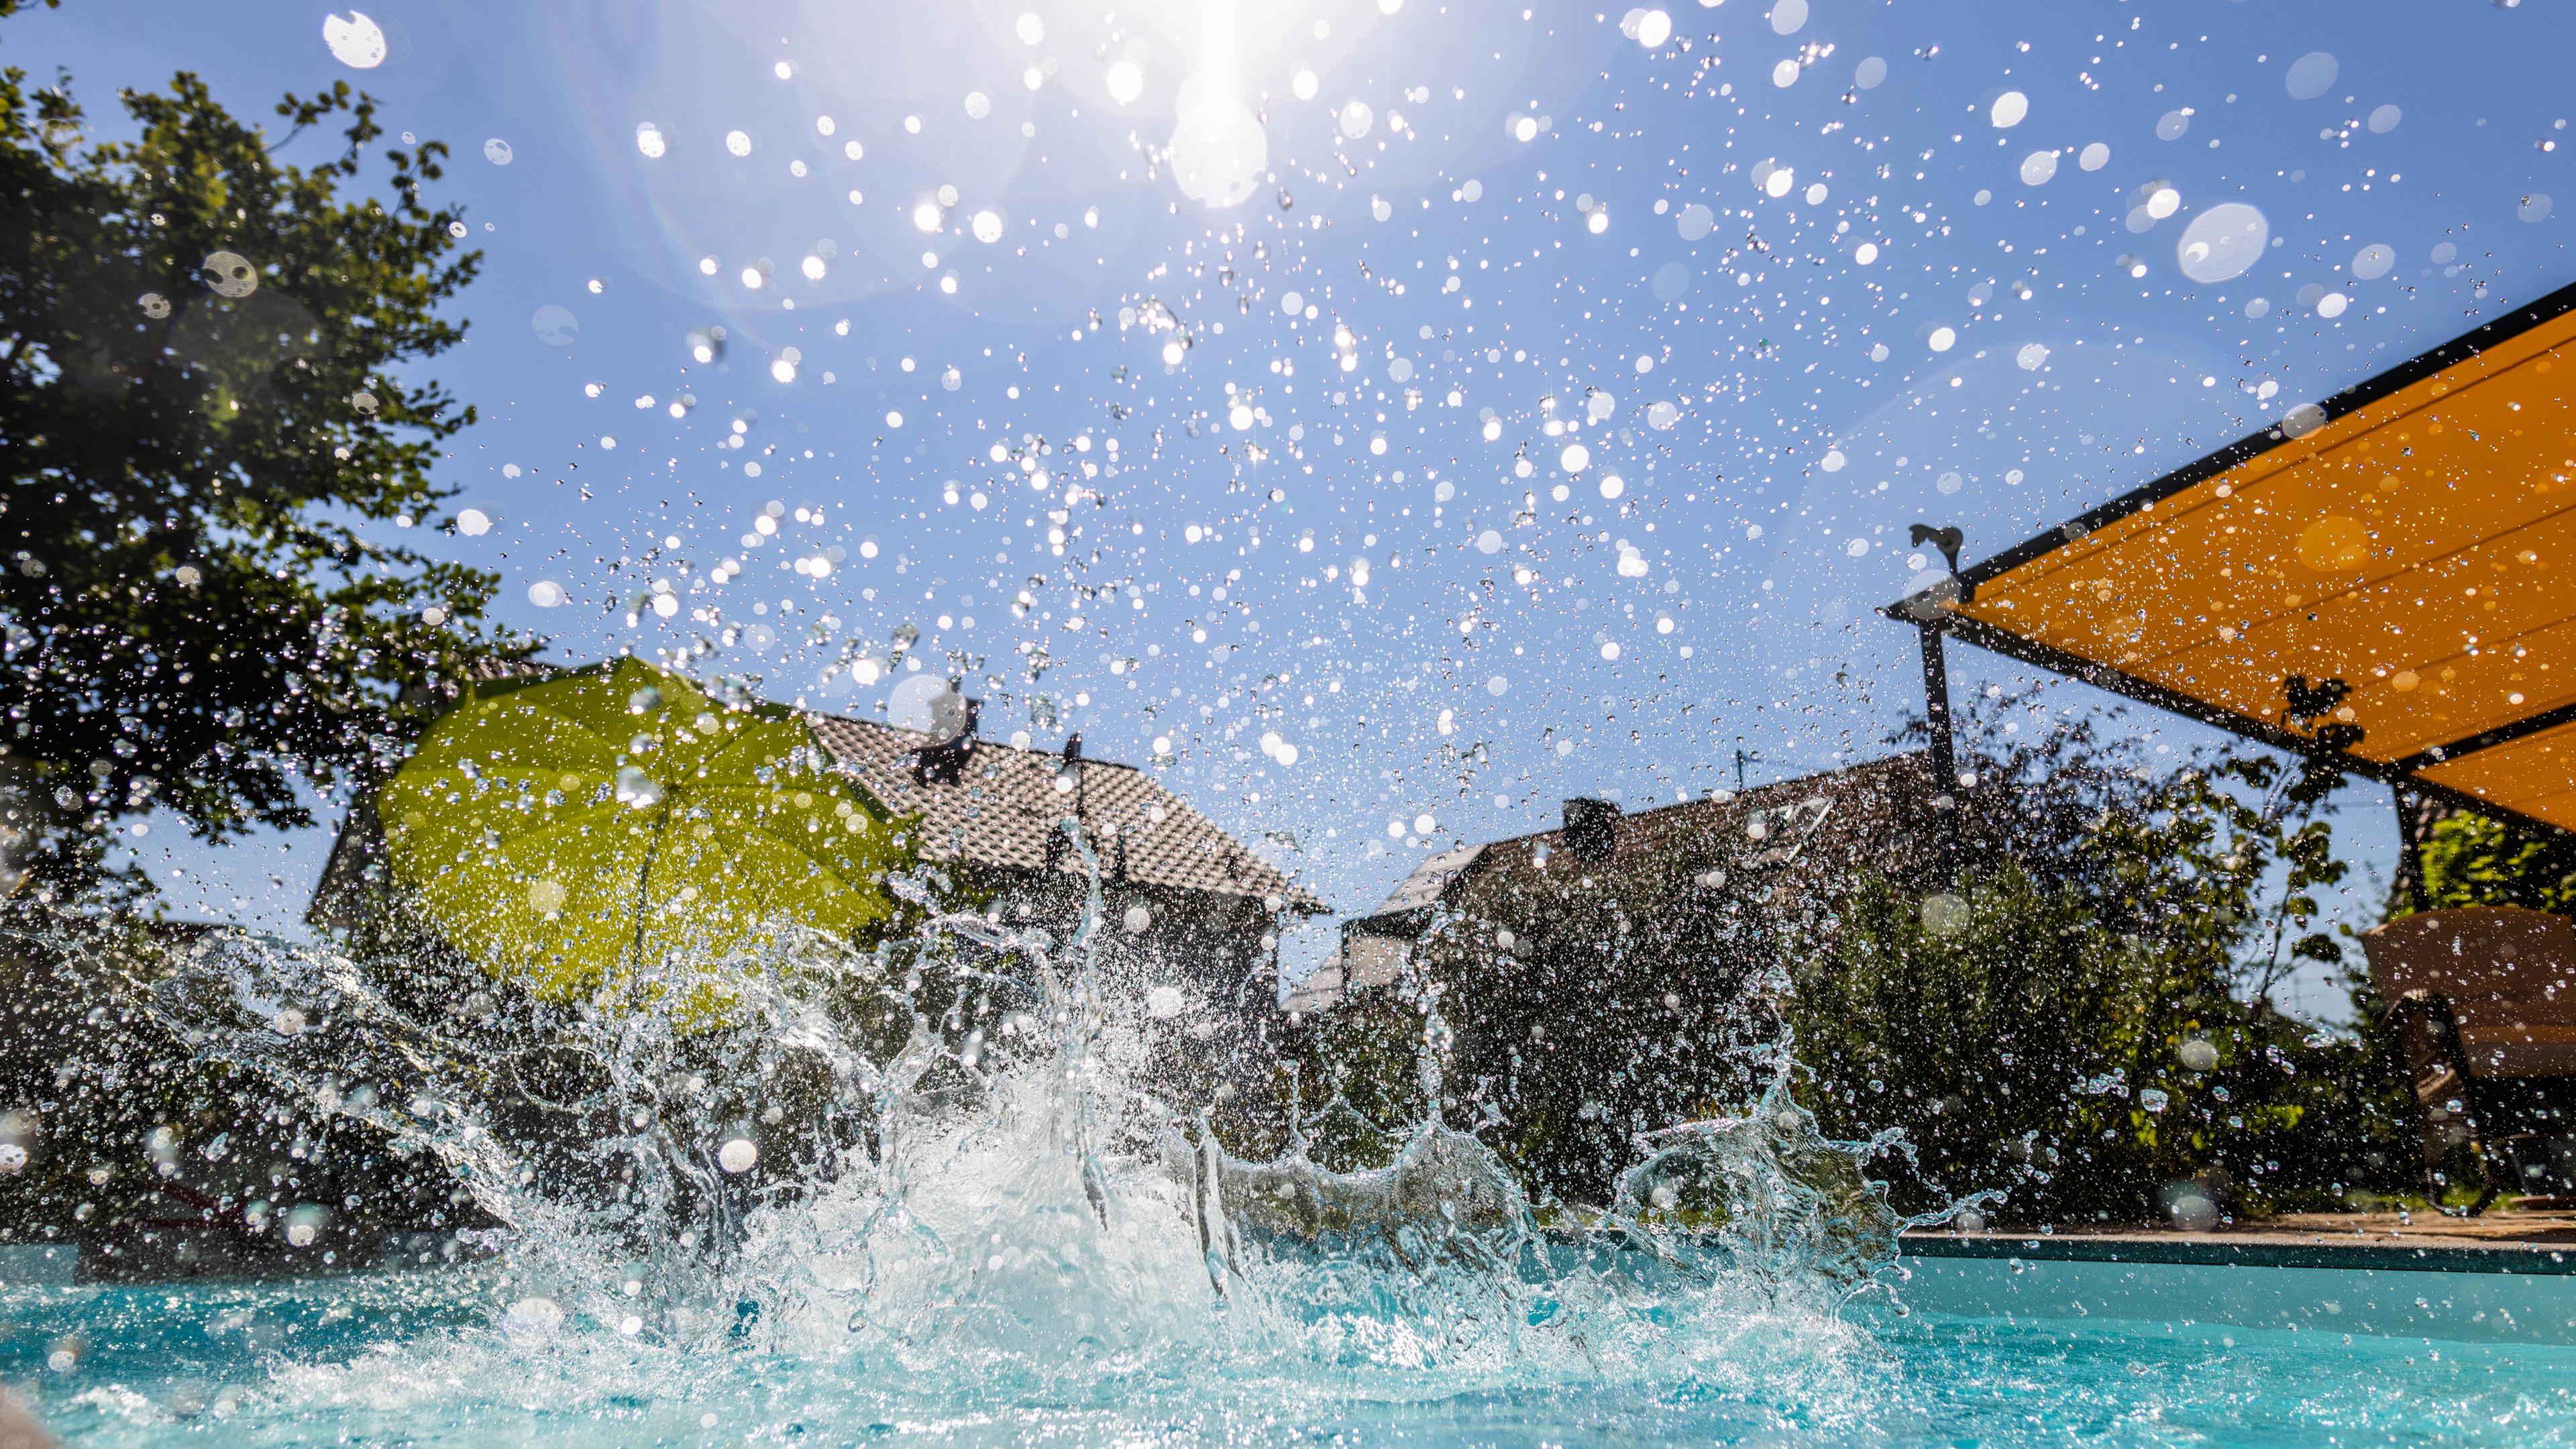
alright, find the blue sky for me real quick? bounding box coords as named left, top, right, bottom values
left=21, top=0, right=2570, bottom=1010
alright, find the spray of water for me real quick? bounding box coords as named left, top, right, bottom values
left=105, top=820, right=1988, bottom=1432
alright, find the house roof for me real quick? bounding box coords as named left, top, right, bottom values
left=808, top=714, right=1326, bottom=913
left=1350, top=753, right=1929, bottom=926
left=314, top=658, right=1325, bottom=924
left=1373, top=843, right=1487, bottom=918
left=1283, top=753, right=1932, bottom=1014
left=1902, top=279, right=2576, bottom=836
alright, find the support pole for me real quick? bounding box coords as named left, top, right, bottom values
left=2392, top=785, right=2434, bottom=914
left=1920, top=623, right=1961, bottom=878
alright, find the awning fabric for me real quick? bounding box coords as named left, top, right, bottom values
left=1904, top=280, right=2576, bottom=835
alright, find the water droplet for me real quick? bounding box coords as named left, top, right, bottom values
left=2280, top=402, right=2328, bottom=438
left=321, top=11, right=386, bottom=69
left=2175, top=203, right=2267, bottom=282
left=531, top=305, right=578, bottom=345
left=2284, top=51, right=2338, bottom=101
left=202, top=251, right=258, bottom=298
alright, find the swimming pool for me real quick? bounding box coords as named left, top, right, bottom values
left=7, top=1244, right=2576, bottom=1447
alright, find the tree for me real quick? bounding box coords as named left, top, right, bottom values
left=2413, top=808, right=2576, bottom=919
left=1283, top=700, right=2421, bottom=1224
left=1788, top=704, right=2416, bottom=1224
left=1, top=32, right=529, bottom=905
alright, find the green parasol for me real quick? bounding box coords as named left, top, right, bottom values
left=378, top=658, right=909, bottom=1004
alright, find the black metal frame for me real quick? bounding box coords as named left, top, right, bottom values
left=1917, top=625, right=1961, bottom=876
left=1884, top=277, right=2576, bottom=846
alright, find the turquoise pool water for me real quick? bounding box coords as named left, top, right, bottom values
left=7, top=1258, right=2576, bottom=1446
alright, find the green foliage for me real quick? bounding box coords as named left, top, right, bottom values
left=1, top=42, right=529, bottom=902
left=1790, top=706, right=2414, bottom=1224
left=1790, top=867, right=2412, bottom=1224
left=2415, top=809, right=2576, bottom=918
left=1273, top=992, right=1434, bottom=1171
left=1285, top=702, right=2420, bottom=1224
left=0, top=916, right=468, bottom=1254
left=1397, top=847, right=1786, bottom=1205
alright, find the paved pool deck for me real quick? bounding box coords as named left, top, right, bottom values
left=1907, top=1210, right=2576, bottom=1274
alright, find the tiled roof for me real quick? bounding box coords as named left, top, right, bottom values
left=1284, top=753, right=1935, bottom=1014
left=321, top=658, right=1324, bottom=922
left=810, top=714, right=1326, bottom=914
left=1374, top=843, right=1487, bottom=917
left=1348, top=753, right=1931, bottom=924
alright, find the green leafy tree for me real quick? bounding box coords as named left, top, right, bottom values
left=2413, top=809, right=2576, bottom=918
left=1790, top=709, right=2415, bottom=1224
left=1, top=30, right=529, bottom=905
left=0, top=16, right=537, bottom=1258
left=1354, top=849, right=1790, bottom=1206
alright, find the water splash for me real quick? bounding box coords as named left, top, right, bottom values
left=90, top=820, right=1987, bottom=1434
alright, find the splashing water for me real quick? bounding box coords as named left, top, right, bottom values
left=3, top=841, right=2049, bottom=1445
left=15, top=824, right=1947, bottom=1413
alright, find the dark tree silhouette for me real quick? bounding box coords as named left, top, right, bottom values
left=1, top=25, right=531, bottom=903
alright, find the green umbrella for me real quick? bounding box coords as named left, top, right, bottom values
left=378, top=658, right=910, bottom=1006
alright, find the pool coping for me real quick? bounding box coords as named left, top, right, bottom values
left=1902, top=1231, right=2576, bottom=1275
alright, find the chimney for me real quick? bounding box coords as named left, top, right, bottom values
left=1562, top=797, right=1620, bottom=863
left=911, top=698, right=981, bottom=786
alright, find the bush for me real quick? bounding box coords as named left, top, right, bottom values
left=1790, top=865, right=2414, bottom=1225
left=1790, top=706, right=2420, bottom=1225
left=2415, top=809, right=2576, bottom=918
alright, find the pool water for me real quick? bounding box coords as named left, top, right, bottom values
left=7, top=1263, right=2576, bottom=1446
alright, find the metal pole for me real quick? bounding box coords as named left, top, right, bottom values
left=1920, top=623, right=1960, bottom=877
left=2393, top=785, right=2433, bottom=913
left=1921, top=624, right=1957, bottom=792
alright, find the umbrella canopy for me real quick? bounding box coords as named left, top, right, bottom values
left=378, top=659, right=910, bottom=1003
left=1905, top=281, right=2576, bottom=834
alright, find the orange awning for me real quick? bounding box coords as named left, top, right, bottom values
left=1897, top=280, right=2576, bottom=835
